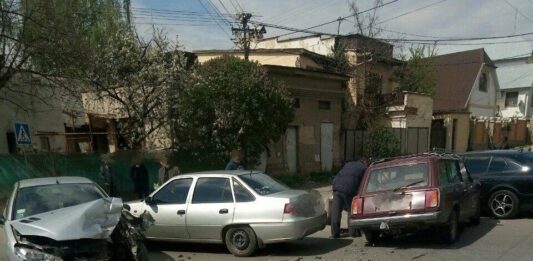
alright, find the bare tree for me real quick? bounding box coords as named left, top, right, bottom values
left=350, top=0, right=383, bottom=38
left=81, top=29, right=190, bottom=150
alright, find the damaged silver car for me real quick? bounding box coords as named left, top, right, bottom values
left=1, top=177, right=150, bottom=261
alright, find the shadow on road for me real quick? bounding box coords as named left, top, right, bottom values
left=366, top=217, right=500, bottom=250
left=146, top=236, right=353, bottom=258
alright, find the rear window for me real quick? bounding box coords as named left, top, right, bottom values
left=366, top=163, right=429, bottom=193
left=238, top=173, right=288, bottom=195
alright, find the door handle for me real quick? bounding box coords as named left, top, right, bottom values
left=177, top=210, right=186, bottom=215
left=219, top=208, right=229, bottom=214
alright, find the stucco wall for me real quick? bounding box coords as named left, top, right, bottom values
left=499, top=89, right=531, bottom=118
left=264, top=72, right=345, bottom=175
left=196, top=52, right=323, bottom=70
left=0, top=75, right=70, bottom=154
left=254, top=37, right=335, bottom=56
left=434, top=113, right=471, bottom=153
left=468, top=65, right=498, bottom=117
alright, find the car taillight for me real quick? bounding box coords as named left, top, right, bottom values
left=284, top=203, right=296, bottom=215
left=351, top=197, right=364, bottom=216
left=425, top=189, right=439, bottom=208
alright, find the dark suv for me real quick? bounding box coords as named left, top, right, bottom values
left=349, top=154, right=481, bottom=244
left=461, top=150, right=533, bottom=219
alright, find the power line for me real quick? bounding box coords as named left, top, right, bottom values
left=196, top=0, right=232, bottom=38
left=273, top=0, right=401, bottom=38
left=376, top=0, right=447, bottom=25
left=503, top=0, right=533, bottom=24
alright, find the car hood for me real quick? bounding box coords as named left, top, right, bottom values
left=10, top=198, right=123, bottom=241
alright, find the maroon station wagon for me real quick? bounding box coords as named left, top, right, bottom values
left=349, top=154, right=481, bottom=244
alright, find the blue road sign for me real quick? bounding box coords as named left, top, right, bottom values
left=14, top=122, right=32, bottom=145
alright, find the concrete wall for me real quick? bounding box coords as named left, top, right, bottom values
left=468, top=65, right=499, bottom=117
left=499, top=89, right=531, bottom=118
left=433, top=113, right=471, bottom=153
left=254, top=36, right=335, bottom=56
left=388, top=93, right=433, bottom=129
left=264, top=72, right=345, bottom=175
left=196, top=52, right=324, bottom=70
left=0, top=74, right=71, bottom=154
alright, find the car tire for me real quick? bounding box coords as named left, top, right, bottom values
left=488, top=190, right=519, bottom=219
left=224, top=226, right=258, bottom=257
left=363, top=230, right=381, bottom=245
left=441, top=210, right=459, bottom=244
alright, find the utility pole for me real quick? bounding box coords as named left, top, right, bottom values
left=232, top=13, right=265, bottom=61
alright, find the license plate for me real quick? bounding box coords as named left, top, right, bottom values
left=380, top=222, right=390, bottom=230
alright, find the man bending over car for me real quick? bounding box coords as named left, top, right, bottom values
left=330, top=157, right=368, bottom=239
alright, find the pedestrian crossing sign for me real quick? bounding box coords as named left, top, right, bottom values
left=14, top=122, right=32, bottom=145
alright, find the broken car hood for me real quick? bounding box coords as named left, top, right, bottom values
left=11, top=198, right=123, bottom=241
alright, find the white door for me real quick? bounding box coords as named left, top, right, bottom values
left=186, top=177, right=235, bottom=240
left=321, top=123, right=334, bottom=171
left=286, top=127, right=297, bottom=173
left=144, top=178, right=193, bottom=239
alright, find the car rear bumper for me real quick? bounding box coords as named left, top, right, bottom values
left=251, top=212, right=327, bottom=244
left=349, top=211, right=443, bottom=230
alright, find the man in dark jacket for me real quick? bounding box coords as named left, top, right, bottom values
left=330, top=158, right=368, bottom=238
left=130, top=162, right=150, bottom=199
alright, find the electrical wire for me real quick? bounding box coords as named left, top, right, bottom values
left=502, top=0, right=533, bottom=25
left=273, top=0, right=401, bottom=38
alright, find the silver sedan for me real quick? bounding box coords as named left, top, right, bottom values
left=126, top=170, right=326, bottom=257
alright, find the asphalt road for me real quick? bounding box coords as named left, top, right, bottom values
left=2, top=187, right=533, bottom=260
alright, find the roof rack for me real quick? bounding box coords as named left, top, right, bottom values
left=370, top=151, right=460, bottom=165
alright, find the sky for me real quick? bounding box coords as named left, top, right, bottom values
left=132, top=0, right=533, bottom=60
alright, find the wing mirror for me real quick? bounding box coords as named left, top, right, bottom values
left=108, top=197, right=123, bottom=214
left=144, top=196, right=153, bottom=205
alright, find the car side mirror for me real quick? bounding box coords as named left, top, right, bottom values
left=145, top=196, right=153, bottom=205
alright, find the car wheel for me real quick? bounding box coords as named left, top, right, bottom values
left=470, top=201, right=481, bottom=226
left=224, top=226, right=258, bottom=257
left=489, top=190, right=519, bottom=219
left=441, top=210, right=459, bottom=244
left=363, top=230, right=381, bottom=245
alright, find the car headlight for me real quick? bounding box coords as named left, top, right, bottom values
left=15, top=247, right=62, bottom=261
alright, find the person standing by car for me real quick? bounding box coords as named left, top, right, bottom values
left=330, top=157, right=368, bottom=239
left=158, top=158, right=181, bottom=187
left=130, top=159, right=150, bottom=199
left=100, top=154, right=116, bottom=196
left=225, top=149, right=245, bottom=170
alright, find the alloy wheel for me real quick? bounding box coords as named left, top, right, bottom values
left=490, top=193, right=514, bottom=217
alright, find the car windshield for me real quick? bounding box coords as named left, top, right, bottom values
left=238, top=173, right=289, bottom=195
left=12, top=183, right=105, bottom=220
left=366, top=163, right=429, bottom=193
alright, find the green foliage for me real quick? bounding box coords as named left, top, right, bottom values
left=20, top=0, right=129, bottom=75
left=364, top=127, right=400, bottom=158
left=275, top=171, right=335, bottom=189
left=394, top=45, right=437, bottom=95
left=176, top=56, right=295, bottom=163
left=329, top=40, right=351, bottom=74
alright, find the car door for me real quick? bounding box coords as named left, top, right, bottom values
left=186, top=177, right=235, bottom=240
left=458, top=160, right=480, bottom=218
left=438, top=160, right=465, bottom=219
left=144, top=178, right=193, bottom=239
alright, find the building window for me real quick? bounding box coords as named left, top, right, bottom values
left=479, top=73, right=488, bottom=92
left=40, top=136, right=51, bottom=152
left=505, top=92, right=518, bottom=107
left=318, top=101, right=331, bottom=110
left=294, top=98, right=300, bottom=108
